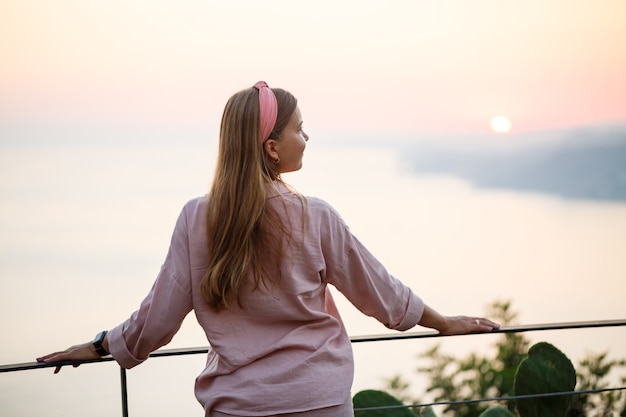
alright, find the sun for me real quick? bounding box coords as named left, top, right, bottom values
left=490, top=116, right=512, bottom=134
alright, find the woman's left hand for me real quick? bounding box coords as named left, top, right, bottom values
left=438, top=315, right=501, bottom=335
left=36, top=341, right=100, bottom=374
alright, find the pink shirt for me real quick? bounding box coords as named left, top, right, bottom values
left=107, top=182, right=425, bottom=416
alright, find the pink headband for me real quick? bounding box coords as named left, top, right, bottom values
left=253, top=81, right=278, bottom=142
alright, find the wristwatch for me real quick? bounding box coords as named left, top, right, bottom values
left=93, top=330, right=109, bottom=356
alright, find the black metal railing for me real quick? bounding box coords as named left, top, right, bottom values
left=2, top=319, right=625, bottom=416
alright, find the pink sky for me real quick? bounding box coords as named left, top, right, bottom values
left=1, top=0, right=625, bottom=134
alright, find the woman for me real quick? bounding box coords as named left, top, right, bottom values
left=38, top=81, right=500, bottom=416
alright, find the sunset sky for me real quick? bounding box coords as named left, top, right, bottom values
left=2, top=0, right=625, bottom=135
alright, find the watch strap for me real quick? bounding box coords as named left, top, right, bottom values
left=93, top=330, right=109, bottom=356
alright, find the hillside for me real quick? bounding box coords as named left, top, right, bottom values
left=402, top=124, right=626, bottom=202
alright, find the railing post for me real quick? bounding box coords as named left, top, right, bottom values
left=120, top=366, right=129, bottom=417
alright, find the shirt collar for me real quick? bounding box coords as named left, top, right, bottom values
left=266, top=180, right=291, bottom=199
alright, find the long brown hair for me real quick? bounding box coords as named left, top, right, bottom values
left=201, top=85, right=298, bottom=311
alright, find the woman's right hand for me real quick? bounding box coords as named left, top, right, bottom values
left=36, top=341, right=100, bottom=374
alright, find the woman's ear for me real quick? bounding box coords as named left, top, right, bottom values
left=263, top=139, right=279, bottom=162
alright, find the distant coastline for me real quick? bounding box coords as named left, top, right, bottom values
left=399, top=123, right=626, bottom=202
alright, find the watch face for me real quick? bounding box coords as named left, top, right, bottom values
left=95, top=331, right=107, bottom=343
left=93, top=330, right=109, bottom=356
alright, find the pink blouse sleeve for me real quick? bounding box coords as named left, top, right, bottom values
left=107, top=204, right=194, bottom=368
left=318, top=204, right=424, bottom=331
